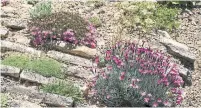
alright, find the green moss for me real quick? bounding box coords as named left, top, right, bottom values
left=1, top=93, right=8, bottom=107
left=40, top=82, right=83, bottom=102
left=88, top=16, right=102, bottom=27
left=2, top=53, right=63, bottom=78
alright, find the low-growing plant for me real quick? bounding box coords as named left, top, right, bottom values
left=2, top=53, right=63, bottom=78
left=90, top=41, right=184, bottom=107
left=88, top=16, right=102, bottom=27
left=117, top=2, right=180, bottom=32
left=0, top=93, right=8, bottom=107
left=41, top=82, right=83, bottom=102
left=28, top=12, right=97, bottom=49
left=29, top=0, right=52, bottom=18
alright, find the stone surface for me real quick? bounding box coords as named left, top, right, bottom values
left=0, top=27, right=9, bottom=38
left=53, top=41, right=97, bottom=59
left=157, top=30, right=171, bottom=39
left=178, top=65, right=192, bottom=86
left=4, top=19, right=26, bottom=30
left=47, top=50, right=96, bottom=67
left=42, top=93, right=74, bottom=107
left=6, top=34, right=30, bottom=45
left=64, top=66, right=92, bottom=79
left=5, top=85, right=45, bottom=100
left=20, top=70, right=58, bottom=84
left=159, top=37, right=196, bottom=64
left=1, top=40, right=44, bottom=56
left=12, top=100, right=43, bottom=108
left=0, top=65, right=21, bottom=78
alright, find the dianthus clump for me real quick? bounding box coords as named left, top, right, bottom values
left=28, top=12, right=97, bottom=49
left=90, top=41, right=184, bottom=107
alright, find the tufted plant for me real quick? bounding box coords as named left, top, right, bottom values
left=28, top=12, right=97, bottom=49
left=90, top=41, right=184, bottom=107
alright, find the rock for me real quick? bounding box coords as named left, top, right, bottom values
left=42, top=93, right=74, bottom=107
left=47, top=50, right=96, bottom=67
left=4, top=19, right=26, bottom=30
left=5, top=85, right=45, bottom=100
left=0, top=65, right=21, bottom=78
left=20, top=70, right=58, bottom=84
left=178, top=65, right=192, bottom=86
left=6, top=35, right=30, bottom=45
left=69, top=46, right=97, bottom=59
left=13, top=100, right=43, bottom=108
left=0, top=27, right=9, bottom=38
left=64, top=66, right=92, bottom=79
left=157, top=30, right=171, bottom=39
left=158, top=37, right=195, bottom=64
left=1, top=7, right=16, bottom=14
left=53, top=41, right=97, bottom=59
left=1, top=40, right=44, bottom=56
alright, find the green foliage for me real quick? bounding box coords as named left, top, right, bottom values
left=1, top=93, right=8, bottom=107
left=153, top=5, right=180, bottom=31
left=117, top=2, right=180, bottom=32
left=2, top=53, right=63, bottom=78
left=88, top=16, right=102, bottom=27
left=41, top=82, right=83, bottom=102
left=29, top=0, right=52, bottom=18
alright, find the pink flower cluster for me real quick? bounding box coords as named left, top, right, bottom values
left=29, top=24, right=97, bottom=48
left=91, top=41, right=184, bottom=107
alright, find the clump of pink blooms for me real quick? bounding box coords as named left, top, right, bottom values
left=89, top=41, right=184, bottom=107
left=29, top=23, right=97, bottom=49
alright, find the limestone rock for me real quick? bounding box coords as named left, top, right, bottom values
left=42, top=93, right=74, bottom=107
left=0, top=65, right=20, bottom=78
left=1, top=40, right=44, bottom=56
left=47, top=50, right=96, bottom=67
left=157, top=30, right=171, bottom=39
left=20, top=70, right=58, bottom=84
left=5, top=85, right=45, bottom=100
left=53, top=41, right=97, bottom=59
left=159, top=37, right=196, bottom=64
left=0, top=27, right=9, bottom=38
left=178, top=65, right=192, bottom=86
left=4, top=19, right=26, bottom=30
left=64, top=66, right=92, bottom=79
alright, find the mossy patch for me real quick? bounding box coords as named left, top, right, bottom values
left=40, top=82, right=83, bottom=102
left=2, top=53, right=63, bottom=78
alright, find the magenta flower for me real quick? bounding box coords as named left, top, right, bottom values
left=106, top=95, right=111, bottom=99
left=163, top=100, right=171, bottom=106
left=119, top=72, right=126, bottom=80
left=140, top=92, right=146, bottom=96
left=144, top=97, right=150, bottom=103
left=94, top=56, right=99, bottom=64
left=157, top=98, right=162, bottom=103
left=152, top=102, right=158, bottom=107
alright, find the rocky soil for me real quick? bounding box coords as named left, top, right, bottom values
left=1, top=0, right=201, bottom=107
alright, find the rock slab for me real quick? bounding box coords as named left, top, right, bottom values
left=0, top=65, right=20, bottom=78
left=20, top=70, right=58, bottom=84
left=47, top=50, right=96, bottom=67
left=159, top=37, right=196, bottom=64
left=64, top=66, right=92, bottom=79
left=42, top=93, right=73, bottom=107
left=1, top=40, right=44, bottom=56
